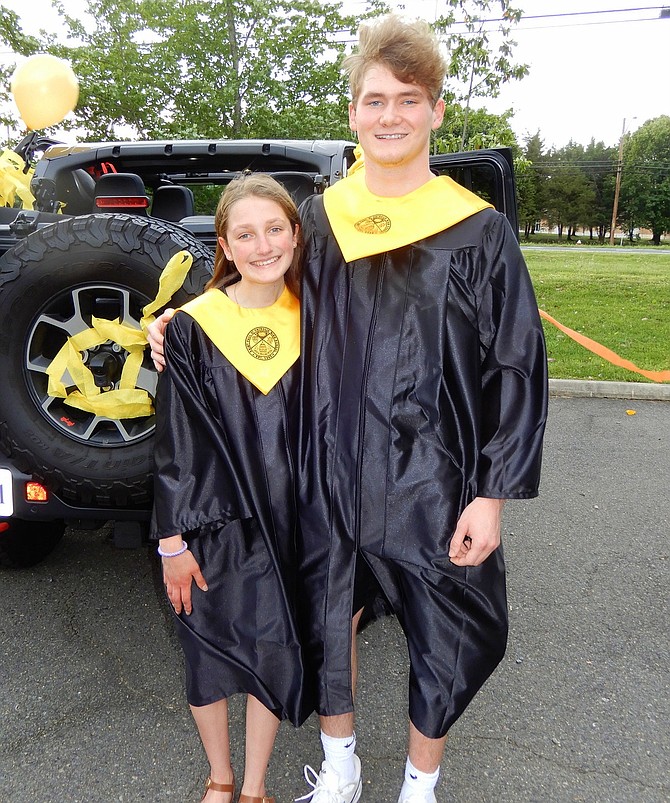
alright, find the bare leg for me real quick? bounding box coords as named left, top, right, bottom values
left=240, top=695, right=281, bottom=798
left=190, top=699, right=235, bottom=802
left=407, top=720, right=448, bottom=773
left=320, top=608, right=364, bottom=737
left=319, top=711, right=355, bottom=739
left=351, top=607, right=363, bottom=698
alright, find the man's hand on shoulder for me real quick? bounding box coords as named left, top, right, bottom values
left=449, top=497, right=506, bottom=567
left=147, top=308, right=175, bottom=372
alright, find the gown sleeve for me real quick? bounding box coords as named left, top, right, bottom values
left=474, top=212, right=548, bottom=499
left=150, top=313, right=241, bottom=539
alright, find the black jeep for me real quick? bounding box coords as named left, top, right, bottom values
left=0, top=134, right=517, bottom=567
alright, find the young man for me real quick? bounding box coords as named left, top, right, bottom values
left=295, top=14, right=547, bottom=803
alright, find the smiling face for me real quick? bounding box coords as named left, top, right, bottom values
left=348, top=63, right=445, bottom=190
left=219, top=196, right=298, bottom=296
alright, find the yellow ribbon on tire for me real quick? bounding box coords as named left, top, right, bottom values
left=0, top=149, right=35, bottom=209
left=139, top=250, right=193, bottom=330
left=46, top=250, right=194, bottom=418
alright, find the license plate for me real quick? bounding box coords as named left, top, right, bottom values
left=0, top=468, right=14, bottom=517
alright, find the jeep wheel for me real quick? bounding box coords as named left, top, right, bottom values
left=0, top=213, right=213, bottom=508
left=0, top=517, right=65, bottom=568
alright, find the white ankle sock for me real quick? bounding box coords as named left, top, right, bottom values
left=320, top=730, right=358, bottom=783
left=403, top=756, right=439, bottom=795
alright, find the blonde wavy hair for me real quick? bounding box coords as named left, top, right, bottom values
left=343, top=14, right=447, bottom=107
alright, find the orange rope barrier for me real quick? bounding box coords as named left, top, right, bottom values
left=539, top=309, right=670, bottom=383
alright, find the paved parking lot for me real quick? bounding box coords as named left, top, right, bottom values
left=1, top=395, right=668, bottom=802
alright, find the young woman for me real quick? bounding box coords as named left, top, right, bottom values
left=151, top=174, right=308, bottom=803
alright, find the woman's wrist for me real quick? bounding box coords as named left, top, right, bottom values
left=158, top=536, right=188, bottom=557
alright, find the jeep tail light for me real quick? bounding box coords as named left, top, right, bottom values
left=95, top=197, right=149, bottom=209
left=25, top=482, right=49, bottom=503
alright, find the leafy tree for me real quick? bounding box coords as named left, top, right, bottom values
left=515, top=134, right=617, bottom=242
left=1, top=0, right=530, bottom=145
left=0, top=5, right=41, bottom=55
left=581, top=138, right=616, bottom=242
left=543, top=143, right=595, bottom=240
left=1, top=0, right=360, bottom=141
left=433, top=103, right=517, bottom=153
left=0, top=5, right=41, bottom=137
left=619, top=116, right=670, bottom=245
left=56, top=0, right=361, bottom=140
left=517, top=131, right=546, bottom=238
left=51, top=0, right=172, bottom=139
left=434, top=0, right=528, bottom=149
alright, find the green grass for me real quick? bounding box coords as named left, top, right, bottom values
left=524, top=250, right=670, bottom=383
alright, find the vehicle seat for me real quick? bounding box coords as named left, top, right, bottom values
left=270, top=172, right=318, bottom=205
left=56, top=168, right=96, bottom=215
left=151, top=184, right=195, bottom=222
left=178, top=215, right=216, bottom=248
left=93, top=172, right=149, bottom=215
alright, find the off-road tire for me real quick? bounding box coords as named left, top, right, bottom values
left=0, top=213, right=213, bottom=508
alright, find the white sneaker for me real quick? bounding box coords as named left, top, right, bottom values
left=295, top=755, right=362, bottom=803
left=397, top=786, right=437, bottom=803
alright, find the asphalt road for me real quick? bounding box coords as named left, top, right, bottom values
left=1, top=396, right=668, bottom=803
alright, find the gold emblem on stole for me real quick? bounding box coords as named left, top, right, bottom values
left=354, top=214, right=392, bottom=234
left=245, top=327, right=280, bottom=361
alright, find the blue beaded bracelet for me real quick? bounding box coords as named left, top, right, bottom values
left=157, top=540, right=188, bottom=558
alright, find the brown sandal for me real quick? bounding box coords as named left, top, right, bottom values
left=238, top=796, right=275, bottom=803
left=201, top=775, right=235, bottom=801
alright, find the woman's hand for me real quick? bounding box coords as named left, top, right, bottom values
left=161, top=540, right=209, bottom=615
left=147, top=308, right=175, bottom=372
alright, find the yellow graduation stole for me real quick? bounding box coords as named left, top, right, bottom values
left=177, top=286, right=300, bottom=395
left=323, top=168, right=492, bottom=262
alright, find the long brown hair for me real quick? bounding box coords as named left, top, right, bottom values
left=205, top=173, right=303, bottom=298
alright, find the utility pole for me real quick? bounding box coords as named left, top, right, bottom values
left=609, top=9, right=669, bottom=244
left=609, top=116, right=637, bottom=246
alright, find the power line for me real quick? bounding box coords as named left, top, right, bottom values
left=447, top=6, right=667, bottom=25
left=330, top=7, right=666, bottom=43
left=527, top=163, right=670, bottom=174
left=342, top=4, right=667, bottom=28
left=508, top=15, right=663, bottom=32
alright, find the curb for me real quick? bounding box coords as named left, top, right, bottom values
left=549, top=378, right=670, bottom=401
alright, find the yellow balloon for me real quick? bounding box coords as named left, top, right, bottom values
left=11, top=54, right=79, bottom=130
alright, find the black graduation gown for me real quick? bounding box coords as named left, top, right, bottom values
left=297, top=197, right=548, bottom=737
left=151, top=310, right=309, bottom=726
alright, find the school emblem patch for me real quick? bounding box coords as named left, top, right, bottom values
left=354, top=214, right=392, bottom=234
left=245, top=327, right=280, bottom=361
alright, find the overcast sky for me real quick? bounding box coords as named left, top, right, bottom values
left=3, top=0, right=669, bottom=150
